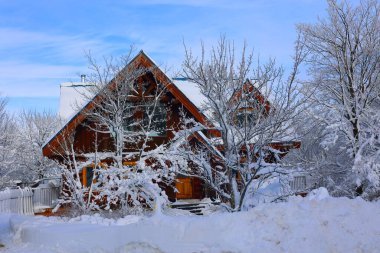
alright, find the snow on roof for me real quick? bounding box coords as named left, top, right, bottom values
left=171, top=78, right=207, bottom=110
left=59, top=82, right=95, bottom=120
left=196, top=131, right=224, bottom=159
left=171, top=78, right=217, bottom=122
left=43, top=82, right=97, bottom=148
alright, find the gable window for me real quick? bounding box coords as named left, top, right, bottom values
left=236, top=108, right=257, bottom=127
left=122, top=101, right=167, bottom=136
left=123, top=103, right=136, bottom=132
left=123, top=114, right=135, bottom=132
left=143, top=102, right=167, bottom=136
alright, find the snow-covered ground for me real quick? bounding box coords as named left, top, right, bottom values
left=0, top=188, right=379, bottom=253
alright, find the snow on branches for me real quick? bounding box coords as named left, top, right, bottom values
left=297, top=0, right=380, bottom=197
left=177, top=36, right=304, bottom=211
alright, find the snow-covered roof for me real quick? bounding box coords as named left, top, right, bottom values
left=171, top=78, right=216, bottom=122
left=195, top=131, right=224, bottom=159
left=171, top=78, right=207, bottom=111
left=59, top=82, right=95, bottom=120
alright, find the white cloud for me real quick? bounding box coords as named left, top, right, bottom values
left=0, top=0, right=326, bottom=99
left=0, top=28, right=132, bottom=97
left=0, top=61, right=83, bottom=79
left=0, top=61, right=85, bottom=97
left=0, top=28, right=128, bottom=63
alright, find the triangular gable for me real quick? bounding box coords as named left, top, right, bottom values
left=229, top=80, right=271, bottom=113
left=42, top=51, right=215, bottom=157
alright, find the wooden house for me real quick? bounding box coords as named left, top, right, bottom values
left=42, top=51, right=300, bottom=202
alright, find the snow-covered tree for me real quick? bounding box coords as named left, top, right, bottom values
left=53, top=123, right=174, bottom=215
left=284, top=110, right=355, bottom=197
left=167, top=37, right=305, bottom=211
left=0, top=106, right=61, bottom=188
left=53, top=50, right=175, bottom=214
left=50, top=128, right=101, bottom=214
left=94, top=163, right=171, bottom=215
left=353, top=107, right=380, bottom=199
left=82, top=49, right=169, bottom=169
left=297, top=0, right=380, bottom=196
left=0, top=98, right=19, bottom=188
left=16, top=110, right=61, bottom=181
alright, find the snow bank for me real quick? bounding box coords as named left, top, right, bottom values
left=307, top=186, right=330, bottom=200
left=1, top=191, right=380, bottom=253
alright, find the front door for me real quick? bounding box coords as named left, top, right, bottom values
left=176, top=178, right=193, bottom=199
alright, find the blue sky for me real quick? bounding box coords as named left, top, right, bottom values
left=0, top=0, right=329, bottom=114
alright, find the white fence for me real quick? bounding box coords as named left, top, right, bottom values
left=0, top=187, right=34, bottom=215
left=33, top=185, right=60, bottom=208
left=0, top=185, right=60, bottom=215
left=290, top=176, right=307, bottom=191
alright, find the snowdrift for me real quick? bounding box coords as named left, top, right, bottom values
left=1, top=189, right=380, bottom=253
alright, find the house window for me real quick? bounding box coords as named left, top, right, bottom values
left=123, top=115, right=135, bottom=132
left=236, top=108, right=257, bottom=127
left=82, top=167, right=94, bottom=187
left=86, top=167, right=94, bottom=187
left=122, top=102, right=166, bottom=136
left=143, top=102, right=167, bottom=136
left=123, top=103, right=136, bottom=132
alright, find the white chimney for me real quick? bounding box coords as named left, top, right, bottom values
left=59, top=79, right=94, bottom=120
left=80, top=74, right=86, bottom=83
